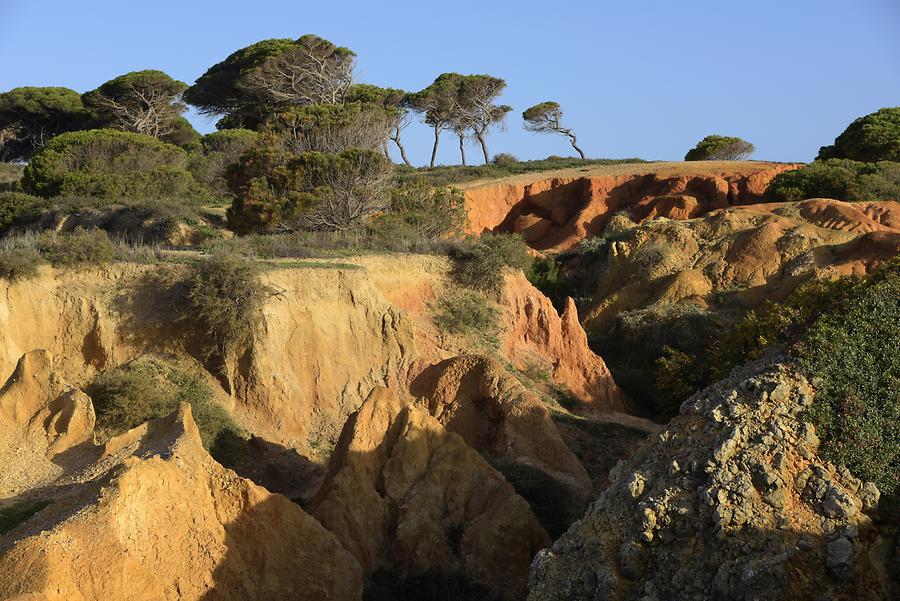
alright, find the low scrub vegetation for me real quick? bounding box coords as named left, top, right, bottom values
left=0, top=192, right=46, bottom=233
left=396, top=157, right=645, bottom=187
left=450, top=233, right=532, bottom=292
left=36, top=228, right=117, bottom=266
left=651, top=260, right=899, bottom=495
left=175, top=252, right=276, bottom=366
left=766, top=158, right=900, bottom=202
left=432, top=290, right=499, bottom=339
left=22, top=129, right=208, bottom=200
left=87, top=357, right=241, bottom=454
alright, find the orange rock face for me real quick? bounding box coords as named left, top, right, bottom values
left=0, top=405, right=364, bottom=601
left=413, top=354, right=593, bottom=506
left=311, top=386, right=550, bottom=601
left=462, top=162, right=799, bottom=251
left=499, top=273, right=628, bottom=411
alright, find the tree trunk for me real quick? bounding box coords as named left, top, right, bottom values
left=430, top=123, right=440, bottom=168
left=567, top=133, right=585, bottom=159
left=476, top=133, right=489, bottom=164
left=393, top=139, right=412, bottom=166
left=458, top=133, right=467, bottom=166
left=382, top=141, right=391, bottom=160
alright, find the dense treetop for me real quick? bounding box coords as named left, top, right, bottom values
left=817, top=106, right=900, bottom=163
left=684, top=135, right=754, bottom=161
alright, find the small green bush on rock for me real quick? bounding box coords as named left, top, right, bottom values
left=450, top=233, right=532, bottom=292
left=88, top=357, right=241, bottom=452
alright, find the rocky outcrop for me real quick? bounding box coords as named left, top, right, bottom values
left=312, top=386, right=550, bottom=601
left=232, top=268, right=417, bottom=450
left=0, top=264, right=418, bottom=454
left=413, top=355, right=593, bottom=506
left=581, top=203, right=900, bottom=332
left=0, top=404, right=363, bottom=601
left=500, top=272, right=627, bottom=410
left=527, top=360, right=893, bottom=600
left=461, top=162, right=799, bottom=251
left=0, top=350, right=95, bottom=498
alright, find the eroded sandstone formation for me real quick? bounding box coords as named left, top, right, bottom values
left=527, top=359, right=892, bottom=600
left=413, top=354, right=592, bottom=506
left=581, top=201, right=900, bottom=332
left=500, top=273, right=627, bottom=410
left=311, top=386, right=550, bottom=600
left=461, top=162, right=799, bottom=250
left=0, top=404, right=363, bottom=601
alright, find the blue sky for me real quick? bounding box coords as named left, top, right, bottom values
left=1, top=0, right=898, bottom=165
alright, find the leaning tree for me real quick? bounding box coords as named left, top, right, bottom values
left=83, top=70, right=196, bottom=144
left=0, top=87, right=88, bottom=160
left=522, top=101, right=585, bottom=159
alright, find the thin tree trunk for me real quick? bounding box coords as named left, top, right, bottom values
left=458, top=133, right=466, bottom=166
left=430, top=123, right=440, bottom=168
left=569, top=135, right=586, bottom=160
left=476, top=133, right=489, bottom=164
left=382, top=141, right=390, bottom=160
left=393, top=136, right=412, bottom=167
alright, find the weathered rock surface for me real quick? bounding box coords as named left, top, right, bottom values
left=312, top=386, right=550, bottom=601
left=500, top=272, right=627, bottom=410
left=581, top=202, right=900, bottom=332
left=413, top=354, right=593, bottom=506
left=0, top=404, right=363, bottom=601
left=0, top=265, right=418, bottom=454
left=461, top=161, right=799, bottom=250
left=0, top=350, right=95, bottom=498
left=527, top=360, right=893, bottom=600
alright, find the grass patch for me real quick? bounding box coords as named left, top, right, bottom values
left=396, top=157, right=646, bottom=187
left=0, top=499, right=52, bottom=535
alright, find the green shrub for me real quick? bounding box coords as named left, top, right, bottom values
left=491, top=152, right=519, bottom=167
left=817, top=107, right=900, bottom=162
left=684, top=135, right=755, bottom=161
left=0, top=245, right=44, bottom=281
left=227, top=139, right=393, bottom=234
left=370, top=180, right=468, bottom=241
left=22, top=129, right=207, bottom=199
left=451, top=233, right=533, bottom=292
left=766, top=159, right=900, bottom=202
left=0, top=191, right=46, bottom=232
left=654, top=345, right=704, bottom=404
left=0, top=499, right=52, bottom=535
left=798, top=260, right=900, bottom=495
left=36, top=228, right=117, bottom=267
left=188, top=129, right=258, bottom=199
left=432, top=290, right=499, bottom=337
left=179, top=252, right=274, bottom=363
left=87, top=357, right=241, bottom=452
